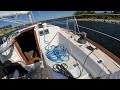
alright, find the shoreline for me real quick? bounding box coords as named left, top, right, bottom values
left=76, top=19, right=120, bottom=24
left=0, top=18, right=120, bottom=37
left=0, top=28, right=16, bottom=37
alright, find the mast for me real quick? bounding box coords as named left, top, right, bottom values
left=28, top=11, right=34, bottom=25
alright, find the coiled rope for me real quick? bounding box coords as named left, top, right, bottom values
left=45, top=45, right=69, bottom=63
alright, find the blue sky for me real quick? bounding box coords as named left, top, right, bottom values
left=0, top=11, right=75, bottom=27
left=33, top=11, right=75, bottom=21
left=0, top=11, right=106, bottom=28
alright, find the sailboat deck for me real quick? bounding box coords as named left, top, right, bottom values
left=42, top=48, right=91, bottom=79
left=60, top=28, right=120, bottom=74
left=37, top=25, right=120, bottom=79
left=1, top=23, right=120, bottom=79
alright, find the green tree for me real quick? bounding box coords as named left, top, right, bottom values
left=74, top=11, right=96, bottom=15
left=91, top=11, right=95, bottom=14
left=86, top=11, right=95, bottom=14
left=73, top=11, right=87, bottom=15
left=104, top=11, right=107, bottom=13
left=113, top=11, right=120, bottom=14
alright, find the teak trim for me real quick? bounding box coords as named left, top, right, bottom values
left=13, top=26, right=41, bottom=65
left=20, top=26, right=35, bottom=34
left=13, top=38, right=33, bottom=65
left=33, top=30, right=42, bottom=60
left=86, top=38, right=120, bottom=65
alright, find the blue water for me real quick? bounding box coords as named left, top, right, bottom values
left=47, top=20, right=120, bottom=58
left=0, top=20, right=120, bottom=59
left=77, top=21, right=120, bottom=58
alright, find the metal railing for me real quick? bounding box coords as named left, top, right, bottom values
left=45, top=16, right=120, bottom=42
left=44, top=15, right=120, bottom=61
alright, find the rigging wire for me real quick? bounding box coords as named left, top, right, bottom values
left=73, top=16, right=116, bottom=77
left=77, top=24, right=120, bottom=42
left=86, top=37, right=113, bottom=74
left=80, top=49, right=95, bottom=76
left=53, top=17, right=55, bottom=26
left=86, top=40, right=110, bottom=76
left=65, top=16, right=82, bottom=78
left=74, top=16, right=80, bottom=34
left=45, top=32, right=59, bottom=50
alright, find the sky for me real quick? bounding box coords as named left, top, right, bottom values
left=0, top=11, right=105, bottom=28
left=0, top=11, right=75, bottom=28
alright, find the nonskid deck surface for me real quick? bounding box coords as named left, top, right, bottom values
left=12, top=60, right=51, bottom=79
left=60, top=28, right=120, bottom=73
left=29, top=66, right=51, bottom=79
left=36, top=25, right=90, bottom=79
left=42, top=48, right=91, bottom=79
left=1, top=37, right=91, bottom=79
left=1, top=24, right=120, bottom=79
left=38, top=26, right=120, bottom=79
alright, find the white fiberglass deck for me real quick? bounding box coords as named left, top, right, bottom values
left=37, top=24, right=91, bottom=79
left=60, top=28, right=120, bottom=75
left=42, top=48, right=91, bottom=79
left=2, top=23, right=120, bottom=79
left=37, top=24, right=120, bottom=79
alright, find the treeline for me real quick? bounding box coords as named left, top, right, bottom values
left=0, top=24, right=12, bottom=29
left=42, top=11, right=120, bottom=22
left=73, top=11, right=120, bottom=15
left=73, top=11, right=120, bottom=20
left=73, top=11, right=96, bottom=15
left=0, top=24, right=13, bottom=35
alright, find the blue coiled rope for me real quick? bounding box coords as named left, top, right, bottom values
left=45, top=45, right=69, bottom=63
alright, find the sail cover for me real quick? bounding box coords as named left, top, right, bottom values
left=0, top=11, right=30, bottom=17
